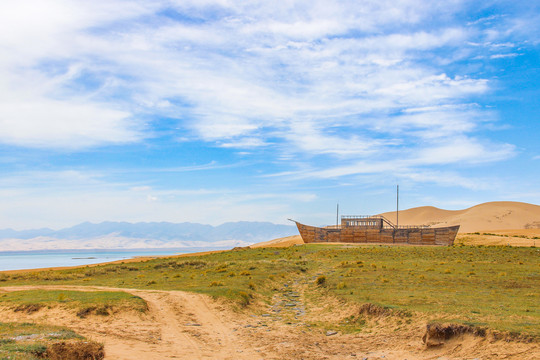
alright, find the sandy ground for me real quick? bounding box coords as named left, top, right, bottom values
left=457, top=229, right=540, bottom=247
left=250, top=235, right=304, bottom=248
left=380, top=201, right=540, bottom=233
left=0, top=284, right=538, bottom=360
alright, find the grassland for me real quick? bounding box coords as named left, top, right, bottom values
left=0, top=322, right=102, bottom=360
left=0, top=290, right=147, bottom=317
left=0, top=244, right=538, bottom=337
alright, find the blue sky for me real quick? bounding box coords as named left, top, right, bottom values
left=0, top=0, right=539, bottom=229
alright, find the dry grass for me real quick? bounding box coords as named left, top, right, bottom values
left=457, top=229, right=540, bottom=247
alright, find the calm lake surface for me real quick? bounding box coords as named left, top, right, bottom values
left=0, top=248, right=224, bottom=271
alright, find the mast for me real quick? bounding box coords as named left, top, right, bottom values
left=336, top=203, right=339, bottom=227
left=396, top=185, right=399, bottom=228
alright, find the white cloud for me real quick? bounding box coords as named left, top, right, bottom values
left=0, top=0, right=496, bottom=153
left=398, top=170, right=494, bottom=190
left=0, top=0, right=155, bottom=149
left=413, top=138, right=515, bottom=165
left=490, top=53, right=520, bottom=59
left=0, top=1, right=525, bottom=175
left=219, top=137, right=268, bottom=148
left=0, top=99, right=139, bottom=148
left=264, top=136, right=515, bottom=182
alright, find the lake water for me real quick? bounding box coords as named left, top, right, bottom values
left=0, top=248, right=225, bottom=271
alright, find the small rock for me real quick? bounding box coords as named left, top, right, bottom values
left=261, top=314, right=271, bottom=317
left=326, top=330, right=338, bottom=336
left=184, top=323, right=201, bottom=326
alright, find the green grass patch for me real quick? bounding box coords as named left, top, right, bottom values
left=0, top=322, right=95, bottom=360
left=0, top=290, right=148, bottom=316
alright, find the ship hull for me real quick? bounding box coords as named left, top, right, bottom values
left=294, top=222, right=460, bottom=246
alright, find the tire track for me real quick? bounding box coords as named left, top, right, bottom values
left=0, top=285, right=266, bottom=359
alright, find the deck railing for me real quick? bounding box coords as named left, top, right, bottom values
left=340, top=215, right=430, bottom=229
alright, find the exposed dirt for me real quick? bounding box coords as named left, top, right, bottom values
left=0, top=285, right=538, bottom=360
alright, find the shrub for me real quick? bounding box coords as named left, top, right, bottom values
left=238, top=291, right=252, bottom=307
left=316, top=275, right=326, bottom=286
left=46, top=340, right=104, bottom=360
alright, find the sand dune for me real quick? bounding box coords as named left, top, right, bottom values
left=380, top=201, right=540, bottom=233
left=250, top=235, right=303, bottom=248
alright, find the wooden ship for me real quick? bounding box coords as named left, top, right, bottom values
left=290, top=215, right=460, bottom=246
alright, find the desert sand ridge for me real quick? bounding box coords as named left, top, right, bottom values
left=380, top=201, right=540, bottom=233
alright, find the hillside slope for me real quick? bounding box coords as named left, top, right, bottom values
left=380, top=201, right=540, bottom=233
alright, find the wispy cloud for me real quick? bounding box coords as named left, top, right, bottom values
left=0, top=168, right=316, bottom=229
left=490, top=53, right=521, bottom=59
left=0, top=0, right=520, bottom=160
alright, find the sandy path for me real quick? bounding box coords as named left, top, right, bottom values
left=0, top=285, right=264, bottom=360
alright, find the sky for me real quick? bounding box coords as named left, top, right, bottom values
left=0, top=0, right=539, bottom=229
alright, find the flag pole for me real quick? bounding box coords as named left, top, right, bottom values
left=336, top=203, right=339, bottom=227
left=396, top=185, right=399, bottom=228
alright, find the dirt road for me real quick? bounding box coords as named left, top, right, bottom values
left=0, top=285, right=538, bottom=360
left=0, top=285, right=268, bottom=359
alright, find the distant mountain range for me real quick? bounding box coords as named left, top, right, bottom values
left=0, top=221, right=297, bottom=251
